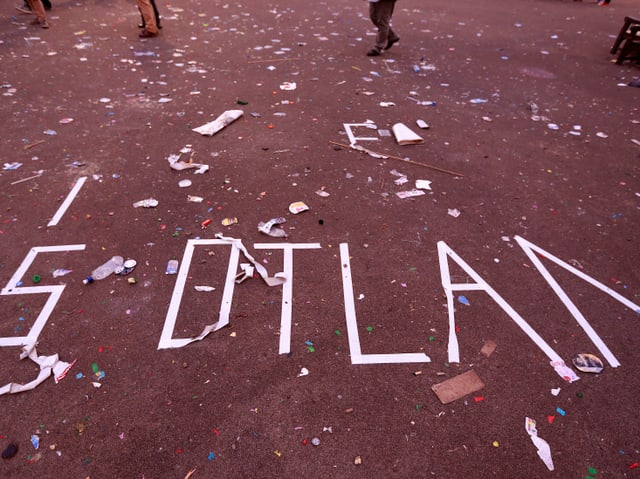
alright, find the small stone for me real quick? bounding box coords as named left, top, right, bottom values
left=2, top=443, right=18, bottom=459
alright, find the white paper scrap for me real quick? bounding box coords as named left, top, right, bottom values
left=194, top=285, right=216, bottom=292
left=415, top=179, right=432, bottom=190
left=396, top=189, right=426, bottom=199
left=193, top=110, right=244, bottom=136
left=525, top=417, right=554, bottom=471
left=550, top=360, right=580, bottom=383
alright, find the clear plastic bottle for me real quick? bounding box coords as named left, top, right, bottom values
left=83, top=256, right=124, bottom=284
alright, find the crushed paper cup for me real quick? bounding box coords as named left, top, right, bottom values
left=193, top=110, right=244, bottom=136
left=258, top=217, right=288, bottom=237
left=288, top=201, right=309, bottom=214
left=571, top=353, right=604, bottom=373
left=392, top=123, right=424, bottom=145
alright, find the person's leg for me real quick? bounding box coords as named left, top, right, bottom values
left=150, top=0, right=161, bottom=28
left=136, top=0, right=158, bottom=36
left=26, top=0, right=48, bottom=27
left=369, top=0, right=396, bottom=53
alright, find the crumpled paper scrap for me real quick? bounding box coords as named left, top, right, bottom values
left=525, top=417, right=554, bottom=471
left=193, top=110, right=244, bottom=136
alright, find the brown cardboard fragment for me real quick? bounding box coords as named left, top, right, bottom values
left=480, top=340, right=497, bottom=357
left=431, top=370, right=485, bottom=404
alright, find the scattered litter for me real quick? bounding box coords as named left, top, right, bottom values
left=166, top=260, right=179, bottom=275
left=547, top=123, right=559, bottom=131
left=556, top=407, right=566, bottom=417
left=193, top=110, right=244, bottom=136
left=415, top=179, right=432, bottom=190
left=195, top=286, right=216, bottom=292
left=525, top=417, right=554, bottom=471
left=596, top=132, right=608, bottom=139
left=52, top=268, right=72, bottom=278
left=43, top=129, right=57, bottom=136
left=416, top=119, right=429, bottom=129
left=379, top=102, right=395, bottom=107
left=571, top=353, right=604, bottom=374
left=298, top=367, right=309, bottom=377
left=178, top=179, right=192, bottom=188
left=133, top=198, right=158, bottom=208
left=289, top=201, right=309, bottom=214
left=167, top=153, right=209, bottom=174
left=83, top=256, right=124, bottom=284
left=469, top=98, right=488, bottom=104
left=222, top=217, right=238, bottom=226
left=354, top=456, right=363, bottom=465
left=551, top=388, right=561, bottom=396
left=448, top=208, right=461, bottom=218
left=392, top=123, right=424, bottom=145
left=458, top=295, right=470, bottom=306
left=115, top=259, right=137, bottom=276
left=480, top=340, right=497, bottom=357
left=258, top=217, right=288, bottom=237
left=431, top=370, right=485, bottom=404
left=30, top=435, right=39, bottom=450
left=3, top=162, right=23, bottom=171
left=311, top=437, right=321, bottom=446
left=396, top=189, right=425, bottom=199
left=280, top=82, right=297, bottom=91
left=187, top=195, right=204, bottom=203
left=550, top=360, right=580, bottom=382
left=315, top=189, right=330, bottom=197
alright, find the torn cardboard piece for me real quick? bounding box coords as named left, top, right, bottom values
left=193, top=110, right=244, bottom=136
left=0, top=344, right=75, bottom=396
left=525, top=417, right=554, bottom=471
left=480, top=339, right=497, bottom=357
left=392, top=123, right=424, bottom=145
left=431, top=370, right=485, bottom=404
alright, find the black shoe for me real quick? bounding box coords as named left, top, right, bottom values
left=386, top=37, right=399, bottom=50
left=366, top=49, right=381, bottom=57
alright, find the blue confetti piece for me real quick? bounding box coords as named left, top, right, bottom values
left=31, top=435, right=39, bottom=450
left=556, top=407, right=566, bottom=416
left=458, top=295, right=470, bottom=306
left=304, top=340, right=314, bottom=346
left=208, top=451, right=215, bottom=461
left=18, top=317, right=24, bottom=321
left=76, top=373, right=84, bottom=379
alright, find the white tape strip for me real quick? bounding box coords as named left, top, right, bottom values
left=340, top=243, right=430, bottom=364
left=437, top=241, right=564, bottom=368
left=47, top=176, right=87, bottom=227
left=515, top=235, right=639, bottom=368
left=0, top=245, right=86, bottom=348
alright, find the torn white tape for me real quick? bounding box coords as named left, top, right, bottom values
left=0, top=345, right=75, bottom=396
left=525, top=417, right=554, bottom=471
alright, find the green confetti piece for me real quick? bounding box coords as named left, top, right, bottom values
left=366, top=326, right=373, bottom=332
left=429, top=336, right=436, bottom=341
left=589, top=467, right=597, bottom=475
left=334, top=330, right=341, bottom=335
left=307, top=346, right=315, bottom=353
left=91, top=363, right=99, bottom=373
